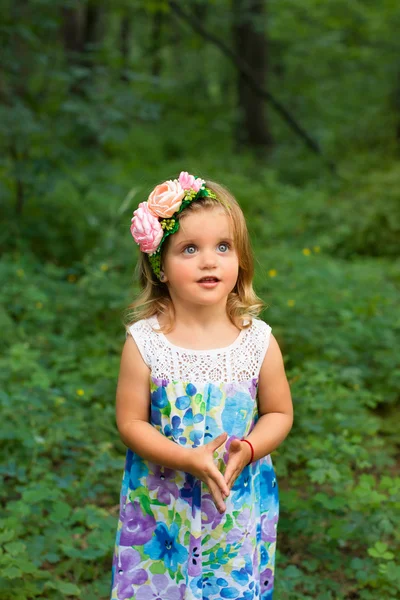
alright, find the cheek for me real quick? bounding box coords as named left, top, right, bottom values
left=168, top=258, right=194, bottom=281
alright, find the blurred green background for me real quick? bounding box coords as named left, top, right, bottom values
left=1, top=1, right=399, bottom=598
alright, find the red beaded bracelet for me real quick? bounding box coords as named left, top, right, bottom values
left=241, top=438, right=254, bottom=466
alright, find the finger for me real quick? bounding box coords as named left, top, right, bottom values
left=225, top=466, right=239, bottom=490
left=229, top=438, right=242, bottom=453
left=210, top=465, right=230, bottom=498
left=208, top=432, right=228, bottom=451
left=207, top=479, right=226, bottom=513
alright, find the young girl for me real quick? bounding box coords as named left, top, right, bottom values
left=110, top=171, right=293, bottom=600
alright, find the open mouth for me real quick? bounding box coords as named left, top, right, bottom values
left=197, top=277, right=220, bottom=283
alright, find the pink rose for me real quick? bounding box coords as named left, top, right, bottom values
left=178, top=171, right=205, bottom=192
left=147, top=180, right=185, bottom=218
left=130, top=202, right=163, bottom=254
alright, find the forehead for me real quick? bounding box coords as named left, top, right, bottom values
left=171, top=208, right=233, bottom=244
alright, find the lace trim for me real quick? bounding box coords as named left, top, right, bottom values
left=126, top=315, right=271, bottom=383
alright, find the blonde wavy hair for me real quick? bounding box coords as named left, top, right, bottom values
left=123, top=179, right=264, bottom=334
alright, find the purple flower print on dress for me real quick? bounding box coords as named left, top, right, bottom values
left=188, top=534, right=201, bottom=577
left=147, top=466, right=179, bottom=505
left=114, top=547, right=148, bottom=600
left=179, top=473, right=201, bottom=516
left=249, top=377, right=258, bottom=400
left=151, top=376, right=170, bottom=387
left=144, top=522, right=188, bottom=572
left=260, top=567, right=274, bottom=598
left=120, top=500, right=156, bottom=546
left=261, top=512, right=278, bottom=543
left=201, top=493, right=225, bottom=530
left=136, top=573, right=186, bottom=600
left=226, top=507, right=256, bottom=556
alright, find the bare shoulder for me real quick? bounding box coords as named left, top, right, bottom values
left=258, top=332, right=294, bottom=419
left=115, top=335, right=151, bottom=437
left=119, top=333, right=150, bottom=377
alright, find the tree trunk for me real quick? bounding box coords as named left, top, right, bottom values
left=61, top=1, right=103, bottom=93
left=232, top=0, right=272, bottom=153
left=120, top=13, right=132, bottom=81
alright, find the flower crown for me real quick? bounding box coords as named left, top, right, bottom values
left=130, top=171, right=218, bottom=279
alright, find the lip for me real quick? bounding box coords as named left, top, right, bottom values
left=197, top=278, right=220, bottom=288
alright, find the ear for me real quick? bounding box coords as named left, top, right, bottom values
left=159, top=270, right=168, bottom=283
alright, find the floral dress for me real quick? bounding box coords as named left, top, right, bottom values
left=110, top=315, right=279, bottom=600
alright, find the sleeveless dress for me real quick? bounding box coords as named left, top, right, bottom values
left=110, top=315, right=279, bottom=600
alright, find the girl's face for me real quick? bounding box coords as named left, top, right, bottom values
left=162, top=207, right=239, bottom=311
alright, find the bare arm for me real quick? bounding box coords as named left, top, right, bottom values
left=224, top=333, right=293, bottom=488
left=115, top=334, right=230, bottom=512
left=245, top=333, right=293, bottom=459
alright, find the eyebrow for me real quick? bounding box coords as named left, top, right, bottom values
left=175, top=237, right=234, bottom=248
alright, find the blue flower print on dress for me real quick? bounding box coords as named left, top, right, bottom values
left=143, top=522, right=188, bottom=572
left=151, top=386, right=168, bottom=409
left=176, top=395, right=191, bottom=410
left=231, top=466, right=252, bottom=508
left=151, top=406, right=162, bottom=427
left=128, top=452, right=148, bottom=489
left=199, top=574, right=220, bottom=598
left=213, top=576, right=241, bottom=598
left=179, top=472, right=201, bottom=516
left=186, top=383, right=197, bottom=396
left=260, top=463, right=279, bottom=513
left=204, top=382, right=223, bottom=408
left=183, top=407, right=204, bottom=427
left=189, top=429, right=203, bottom=447
left=222, top=390, right=254, bottom=437
left=203, top=415, right=220, bottom=442
left=232, top=554, right=254, bottom=586
left=164, top=415, right=184, bottom=440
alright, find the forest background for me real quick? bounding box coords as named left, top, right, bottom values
left=1, top=0, right=399, bottom=599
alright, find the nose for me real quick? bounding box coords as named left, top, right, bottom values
left=199, top=248, right=217, bottom=269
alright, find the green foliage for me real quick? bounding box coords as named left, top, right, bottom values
left=2, top=0, right=400, bottom=598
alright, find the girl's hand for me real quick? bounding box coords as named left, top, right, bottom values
left=223, top=438, right=252, bottom=490
left=186, top=432, right=230, bottom=514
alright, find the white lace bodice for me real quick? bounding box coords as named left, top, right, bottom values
left=126, top=315, right=272, bottom=383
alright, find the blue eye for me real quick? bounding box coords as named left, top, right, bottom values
left=183, top=245, right=197, bottom=254
left=218, top=242, right=230, bottom=252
